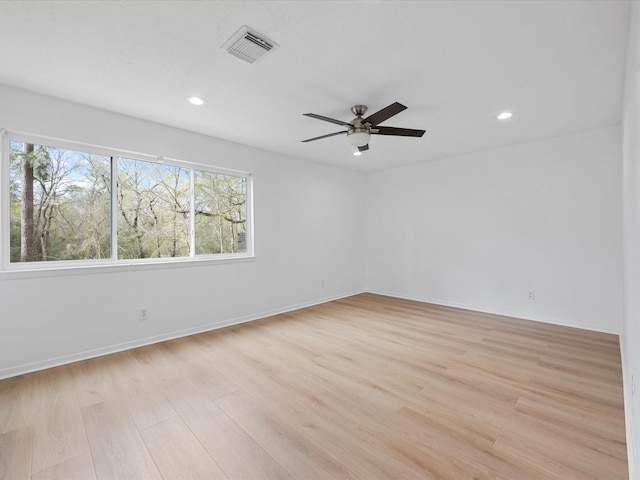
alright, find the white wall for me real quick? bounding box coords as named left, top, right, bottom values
left=366, top=126, right=623, bottom=334
left=622, top=1, right=640, bottom=476
left=0, top=84, right=366, bottom=378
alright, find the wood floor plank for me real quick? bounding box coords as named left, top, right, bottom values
left=122, top=382, right=177, bottom=431
left=0, top=427, right=31, bottom=480
left=30, top=398, right=90, bottom=474
left=385, top=407, right=557, bottom=480
left=141, top=416, right=227, bottom=480
left=103, top=349, right=178, bottom=431
left=273, top=369, right=390, bottom=432
left=337, top=442, right=435, bottom=480
left=81, top=399, right=162, bottom=480
left=507, top=389, right=627, bottom=467
left=159, top=338, right=241, bottom=401
left=209, top=358, right=358, bottom=458
left=216, top=390, right=358, bottom=479
left=286, top=355, right=399, bottom=421
left=353, top=420, right=484, bottom=480
left=514, top=395, right=626, bottom=445
left=127, top=343, right=187, bottom=383
left=528, top=367, right=624, bottom=409
left=494, top=425, right=627, bottom=480
left=29, top=365, right=92, bottom=474
left=31, top=453, right=96, bottom=480
left=72, top=357, right=119, bottom=408
left=0, top=371, right=48, bottom=434
left=160, top=376, right=292, bottom=480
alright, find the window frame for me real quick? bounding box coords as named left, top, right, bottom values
left=1, top=129, right=254, bottom=276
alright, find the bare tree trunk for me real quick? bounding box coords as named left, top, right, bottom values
left=40, top=203, right=52, bottom=260
left=20, top=143, right=34, bottom=262
left=149, top=200, right=161, bottom=256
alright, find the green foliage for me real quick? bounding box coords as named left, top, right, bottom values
left=9, top=142, right=111, bottom=262
left=194, top=171, right=246, bottom=255
left=117, top=158, right=191, bottom=259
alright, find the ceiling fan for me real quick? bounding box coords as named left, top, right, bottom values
left=301, top=102, right=425, bottom=153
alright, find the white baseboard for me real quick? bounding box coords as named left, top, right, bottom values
left=366, top=289, right=621, bottom=335
left=620, top=339, right=638, bottom=480
left=0, top=289, right=365, bottom=380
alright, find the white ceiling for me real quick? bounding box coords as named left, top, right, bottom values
left=0, top=0, right=631, bottom=172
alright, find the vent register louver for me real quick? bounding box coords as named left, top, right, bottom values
left=224, top=26, right=278, bottom=64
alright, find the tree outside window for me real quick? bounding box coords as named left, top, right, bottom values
left=8, top=139, right=250, bottom=265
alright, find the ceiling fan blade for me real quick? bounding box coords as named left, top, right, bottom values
left=301, top=130, right=349, bottom=143
left=372, top=126, right=426, bottom=137
left=362, top=102, right=407, bottom=126
left=358, top=144, right=369, bottom=152
left=303, top=113, right=353, bottom=127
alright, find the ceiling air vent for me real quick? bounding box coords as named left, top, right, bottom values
left=224, top=26, right=278, bottom=64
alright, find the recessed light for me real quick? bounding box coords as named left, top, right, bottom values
left=188, top=96, right=205, bottom=106
left=497, top=111, right=513, bottom=120
left=353, top=150, right=362, bottom=156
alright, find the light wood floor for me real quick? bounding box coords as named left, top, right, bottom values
left=0, top=293, right=628, bottom=479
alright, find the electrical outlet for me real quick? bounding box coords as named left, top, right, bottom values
left=528, top=290, right=535, bottom=301
left=138, top=307, right=149, bottom=321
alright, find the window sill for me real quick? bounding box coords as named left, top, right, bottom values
left=0, top=254, right=256, bottom=280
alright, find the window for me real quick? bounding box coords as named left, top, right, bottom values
left=116, top=157, right=191, bottom=259
left=3, top=131, right=252, bottom=270
left=194, top=169, right=248, bottom=255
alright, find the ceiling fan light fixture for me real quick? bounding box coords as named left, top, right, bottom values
left=347, top=130, right=370, bottom=147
